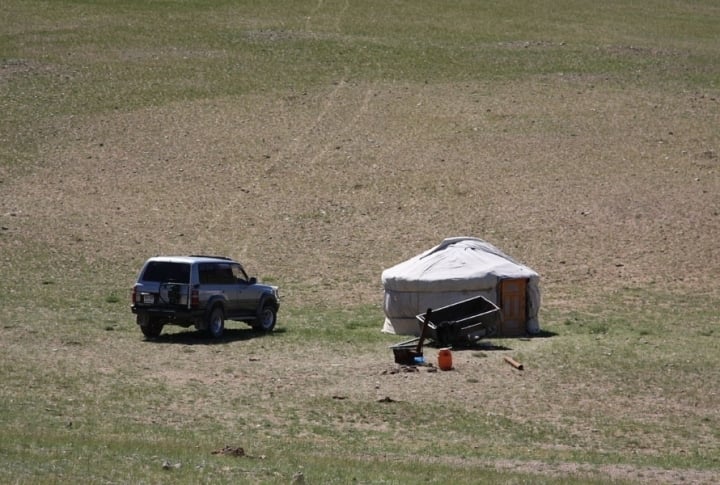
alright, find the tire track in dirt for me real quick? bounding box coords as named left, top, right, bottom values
left=194, top=78, right=374, bottom=251
left=299, top=81, right=373, bottom=168
left=306, top=0, right=350, bottom=34
left=194, top=0, right=357, bottom=252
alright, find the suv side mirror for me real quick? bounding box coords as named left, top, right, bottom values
left=248, top=276, right=257, bottom=285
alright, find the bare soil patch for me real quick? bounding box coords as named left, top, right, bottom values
left=3, top=77, right=718, bottom=307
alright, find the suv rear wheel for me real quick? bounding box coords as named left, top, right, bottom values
left=138, top=314, right=163, bottom=339
left=207, top=306, right=225, bottom=338
left=253, top=302, right=277, bottom=332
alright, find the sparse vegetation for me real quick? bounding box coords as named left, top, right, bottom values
left=1, top=0, right=719, bottom=483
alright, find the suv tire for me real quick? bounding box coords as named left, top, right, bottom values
left=253, top=301, right=277, bottom=332
left=138, top=314, right=163, bottom=339
left=207, top=306, right=225, bottom=338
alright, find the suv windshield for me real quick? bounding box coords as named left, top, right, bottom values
left=142, top=261, right=191, bottom=283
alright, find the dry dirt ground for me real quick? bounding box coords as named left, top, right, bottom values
left=3, top=77, right=719, bottom=303
left=2, top=76, right=719, bottom=483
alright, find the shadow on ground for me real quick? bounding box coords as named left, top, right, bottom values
left=420, top=329, right=558, bottom=351
left=144, top=327, right=286, bottom=345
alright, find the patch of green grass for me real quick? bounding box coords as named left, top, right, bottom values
left=3, top=0, right=718, bottom=127
left=3, top=286, right=719, bottom=482
left=282, top=304, right=391, bottom=346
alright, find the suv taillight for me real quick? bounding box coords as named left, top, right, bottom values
left=131, top=286, right=137, bottom=304
left=191, top=289, right=199, bottom=308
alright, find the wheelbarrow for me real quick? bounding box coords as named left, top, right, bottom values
left=415, top=295, right=500, bottom=347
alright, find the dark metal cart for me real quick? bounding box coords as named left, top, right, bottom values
left=415, top=295, right=500, bottom=347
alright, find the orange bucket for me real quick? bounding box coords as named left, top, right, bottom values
left=437, top=348, right=453, bottom=371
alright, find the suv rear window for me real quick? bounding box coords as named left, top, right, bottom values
left=142, top=262, right=191, bottom=283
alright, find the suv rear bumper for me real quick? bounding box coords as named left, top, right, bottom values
left=131, top=305, right=205, bottom=324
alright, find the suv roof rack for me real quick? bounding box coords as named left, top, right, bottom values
left=188, top=255, right=233, bottom=260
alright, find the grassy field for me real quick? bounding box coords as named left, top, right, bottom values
left=1, top=0, right=719, bottom=483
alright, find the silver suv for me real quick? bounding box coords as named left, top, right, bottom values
left=130, top=255, right=279, bottom=338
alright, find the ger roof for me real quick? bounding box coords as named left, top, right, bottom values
left=382, top=237, right=538, bottom=292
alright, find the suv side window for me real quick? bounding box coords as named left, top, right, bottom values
left=199, top=263, right=236, bottom=285
left=215, top=263, right=236, bottom=284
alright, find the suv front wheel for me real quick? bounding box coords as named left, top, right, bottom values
left=253, top=302, right=277, bottom=332
left=206, top=306, right=225, bottom=338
